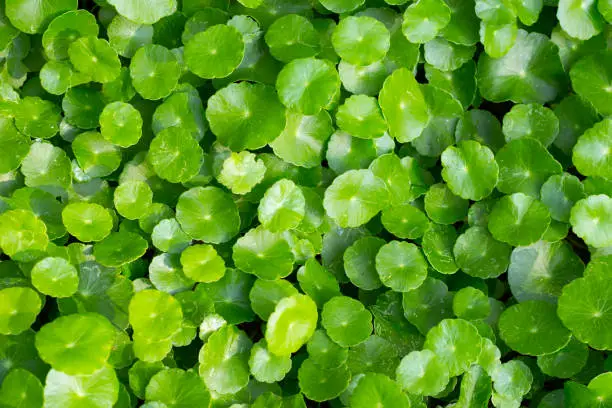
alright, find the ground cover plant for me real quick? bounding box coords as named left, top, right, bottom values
left=0, top=0, right=610, bottom=406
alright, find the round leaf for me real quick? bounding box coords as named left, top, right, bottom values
left=176, top=186, right=240, bottom=244
left=276, top=57, right=340, bottom=115
left=488, top=193, right=551, bottom=246
left=0, top=287, right=42, bottom=335
left=184, top=24, right=244, bottom=79
left=265, top=294, right=318, bottom=356
left=323, top=169, right=388, bottom=228
left=441, top=140, right=498, bottom=201
left=498, top=300, right=571, bottom=355
left=35, top=313, right=116, bottom=374
left=321, top=296, right=372, bottom=347
left=148, top=127, right=203, bottom=183
left=207, top=82, right=286, bottom=150
left=31, top=257, right=79, bottom=298
left=62, top=202, right=113, bottom=242
left=375, top=241, right=428, bottom=292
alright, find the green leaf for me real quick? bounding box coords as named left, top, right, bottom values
left=422, top=224, right=458, bottom=274
left=441, top=140, right=498, bottom=201
left=0, top=209, right=49, bottom=262
left=425, top=61, right=477, bottom=109
left=62, top=86, right=106, bottom=129
left=370, top=154, right=432, bottom=206
left=130, top=44, right=181, bottom=100
left=457, top=365, right=493, bottom=408
left=6, top=0, right=76, bottom=34
left=326, top=131, right=378, bottom=174
left=298, top=358, right=350, bottom=402
left=351, top=373, right=411, bottom=408
left=35, top=313, right=116, bottom=374
left=318, top=0, right=364, bottom=13
left=176, top=186, right=240, bottom=244
left=396, top=349, right=450, bottom=396
left=381, top=204, right=430, bottom=240
left=73, top=131, right=122, bottom=178
left=207, top=82, right=287, bottom=150
left=258, top=179, right=305, bottom=232
left=455, top=109, right=505, bottom=152
left=343, top=236, right=385, bottom=290
left=477, top=29, right=567, bottom=103
left=68, top=36, right=121, bottom=83
left=0, top=287, right=42, bottom=335
left=488, top=193, right=551, bottom=246
left=336, top=95, right=387, bottom=139
left=114, top=181, right=153, bottom=221
left=502, top=103, right=559, bottom=147
left=338, top=60, right=388, bottom=96
left=129, top=289, right=183, bottom=340
left=570, top=194, right=612, bottom=248
left=62, top=202, right=113, bottom=242
left=424, top=183, right=469, bottom=225
left=15, top=97, right=61, bottom=139
left=402, top=0, right=451, bottom=43
left=297, top=259, right=341, bottom=308
left=199, top=268, right=255, bottom=324
left=424, top=38, right=475, bottom=71
left=180, top=244, right=225, bottom=283
left=217, top=151, right=266, bottom=194
left=43, top=366, right=119, bottom=408
left=306, top=329, right=348, bottom=369
left=540, top=173, right=586, bottom=222
left=42, top=10, right=99, bottom=60
left=198, top=325, right=251, bottom=394
left=569, top=51, right=612, bottom=117
left=249, top=278, right=297, bottom=321
left=265, top=14, right=319, bottom=63
left=559, top=274, right=612, bottom=350
left=321, top=296, right=372, bottom=347
left=93, top=230, right=148, bottom=267
left=184, top=24, right=244, bottom=78
left=379, top=68, right=429, bottom=143
left=558, top=0, right=604, bottom=40
left=332, top=16, right=389, bottom=66
left=573, top=118, right=612, bottom=179
left=270, top=110, right=333, bottom=168
left=347, top=334, right=400, bottom=377
left=537, top=337, right=589, bottom=378
left=496, top=138, right=562, bottom=197
left=100, top=101, right=143, bottom=148
left=151, top=219, right=190, bottom=254
left=148, top=127, right=203, bottom=184
left=375, top=241, right=428, bottom=292
left=453, top=287, right=490, bottom=320
left=492, top=360, right=533, bottom=400
left=0, top=117, right=29, bottom=174
left=423, top=318, right=482, bottom=376
left=454, top=226, right=511, bottom=279
left=508, top=240, right=584, bottom=303
left=323, top=169, right=388, bottom=228
left=144, top=368, right=209, bottom=408
left=233, top=225, right=294, bottom=280
left=276, top=57, right=340, bottom=115
left=0, top=368, right=43, bottom=408
left=499, top=300, right=571, bottom=355
left=107, top=16, right=154, bottom=58
left=265, top=294, right=317, bottom=355
left=480, top=21, right=518, bottom=58
left=107, top=0, right=177, bottom=24
left=248, top=339, right=292, bottom=383
left=31, top=257, right=79, bottom=298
